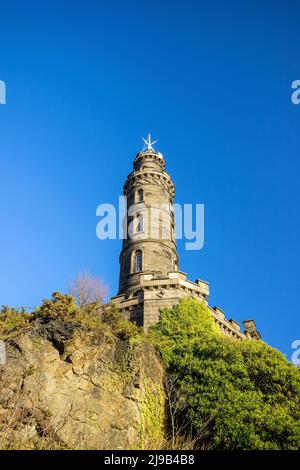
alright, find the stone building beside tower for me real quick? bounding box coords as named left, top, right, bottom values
left=112, top=136, right=260, bottom=340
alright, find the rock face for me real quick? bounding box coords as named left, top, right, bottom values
left=0, top=319, right=165, bottom=449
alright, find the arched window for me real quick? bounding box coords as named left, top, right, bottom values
left=135, top=250, right=143, bottom=272
left=137, top=189, right=143, bottom=203
left=136, top=212, right=143, bottom=232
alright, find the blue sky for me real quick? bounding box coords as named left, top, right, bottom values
left=0, top=1, right=299, bottom=358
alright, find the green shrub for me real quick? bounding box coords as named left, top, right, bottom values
left=150, top=298, right=300, bottom=450
left=36, top=292, right=79, bottom=320
left=101, top=303, right=141, bottom=339
left=0, top=306, right=33, bottom=340
left=35, top=293, right=141, bottom=338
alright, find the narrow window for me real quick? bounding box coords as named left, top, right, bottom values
left=135, top=250, right=143, bottom=272
left=136, top=212, right=143, bottom=232
left=137, top=189, right=143, bottom=203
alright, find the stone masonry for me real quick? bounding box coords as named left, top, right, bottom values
left=112, top=137, right=260, bottom=340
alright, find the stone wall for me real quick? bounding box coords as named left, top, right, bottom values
left=112, top=271, right=260, bottom=339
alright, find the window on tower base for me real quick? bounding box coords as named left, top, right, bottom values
left=135, top=250, right=143, bottom=272
left=137, top=189, right=143, bottom=203
left=136, top=213, right=144, bottom=233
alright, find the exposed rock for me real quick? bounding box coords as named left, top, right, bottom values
left=0, top=320, right=165, bottom=449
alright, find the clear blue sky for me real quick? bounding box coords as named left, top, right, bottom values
left=0, top=1, right=299, bottom=358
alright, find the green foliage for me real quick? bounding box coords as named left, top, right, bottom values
left=139, top=379, right=165, bottom=449
left=150, top=298, right=300, bottom=450
left=150, top=297, right=220, bottom=366
left=0, top=292, right=141, bottom=342
left=98, top=303, right=142, bottom=339
left=36, top=292, right=141, bottom=339
left=36, top=292, right=109, bottom=331
left=36, top=292, right=79, bottom=320
left=0, top=306, right=33, bottom=340
left=76, top=306, right=108, bottom=331
left=114, top=319, right=141, bottom=339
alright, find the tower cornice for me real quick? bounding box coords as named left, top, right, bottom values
left=123, top=170, right=175, bottom=197
left=133, top=150, right=166, bottom=172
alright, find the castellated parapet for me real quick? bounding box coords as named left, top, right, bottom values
left=112, top=137, right=261, bottom=340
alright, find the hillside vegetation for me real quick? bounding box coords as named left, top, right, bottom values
left=151, top=298, right=300, bottom=450
left=0, top=294, right=299, bottom=450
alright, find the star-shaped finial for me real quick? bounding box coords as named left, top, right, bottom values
left=142, top=133, right=158, bottom=151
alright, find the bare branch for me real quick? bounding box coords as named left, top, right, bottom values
left=68, top=270, right=108, bottom=307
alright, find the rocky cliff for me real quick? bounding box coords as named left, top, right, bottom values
left=0, top=318, right=165, bottom=450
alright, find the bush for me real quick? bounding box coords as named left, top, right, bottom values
left=100, top=303, right=141, bottom=339
left=36, top=292, right=78, bottom=321
left=150, top=298, right=300, bottom=450
left=35, top=293, right=141, bottom=338
left=0, top=306, right=33, bottom=340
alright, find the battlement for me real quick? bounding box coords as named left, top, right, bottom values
left=112, top=271, right=259, bottom=340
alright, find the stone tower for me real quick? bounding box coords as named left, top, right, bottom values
left=112, top=135, right=209, bottom=329
left=118, top=135, right=178, bottom=295
left=112, top=136, right=260, bottom=339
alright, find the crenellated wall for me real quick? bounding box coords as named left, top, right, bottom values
left=112, top=271, right=260, bottom=339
